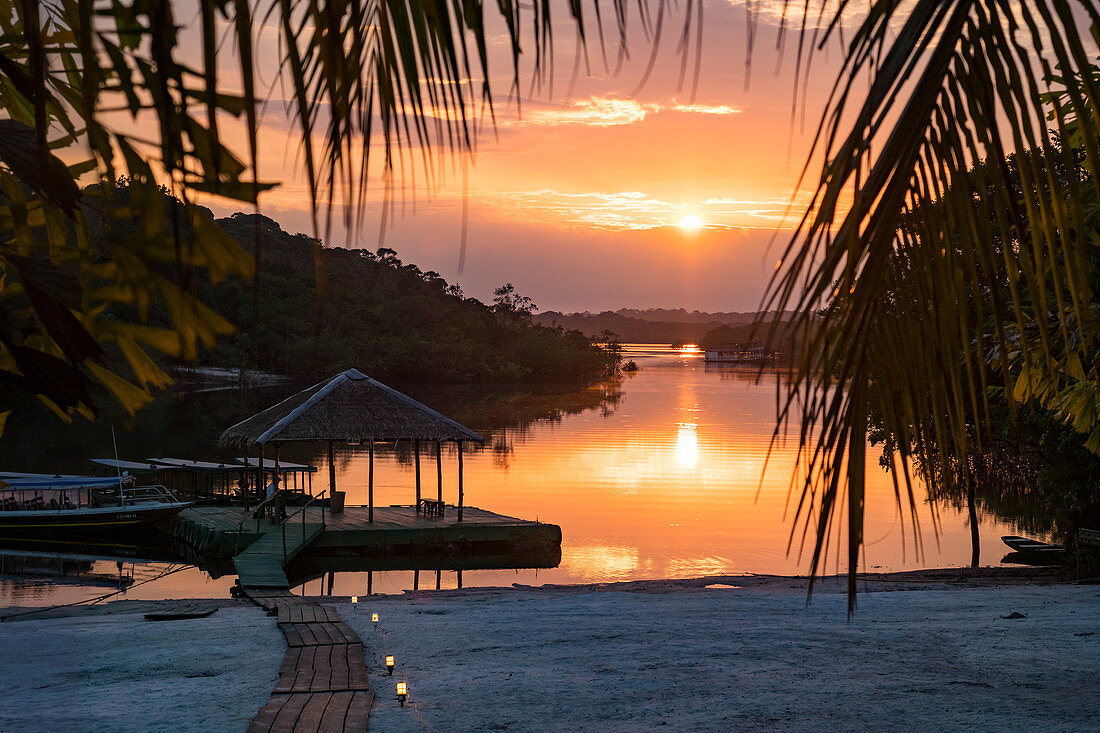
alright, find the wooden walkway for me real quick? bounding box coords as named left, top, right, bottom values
left=233, top=521, right=325, bottom=588
left=167, top=504, right=559, bottom=731
left=245, top=590, right=373, bottom=732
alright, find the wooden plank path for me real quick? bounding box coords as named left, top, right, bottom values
left=169, top=504, right=557, bottom=730
left=233, top=522, right=325, bottom=589
left=244, top=590, right=374, bottom=732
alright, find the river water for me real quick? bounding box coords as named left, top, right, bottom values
left=0, top=345, right=1023, bottom=606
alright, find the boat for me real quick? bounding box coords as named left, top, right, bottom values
left=703, top=341, right=773, bottom=365
left=1001, top=535, right=1067, bottom=558
left=144, top=605, right=219, bottom=621
left=0, top=474, right=192, bottom=534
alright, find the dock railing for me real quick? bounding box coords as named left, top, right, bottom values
left=280, top=489, right=327, bottom=564
left=233, top=489, right=327, bottom=557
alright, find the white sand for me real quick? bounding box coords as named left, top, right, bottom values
left=343, top=581, right=1100, bottom=732
left=1, top=576, right=1097, bottom=732
left=0, top=602, right=281, bottom=732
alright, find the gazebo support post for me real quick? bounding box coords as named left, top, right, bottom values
left=457, top=441, right=464, bottom=522
left=258, top=444, right=265, bottom=503
left=274, top=442, right=283, bottom=523
left=435, top=440, right=442, bottom=503
left=328, top=440, right=336, bottom=502
left=368, top=439, right=374, bottom=523
left=414, top=439, right=421, bottom=514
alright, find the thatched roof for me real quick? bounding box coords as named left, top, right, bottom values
left=218, top=369, right=483, bottom=447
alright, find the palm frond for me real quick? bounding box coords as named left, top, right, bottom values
left=764, top=0, right=1100, bottom=610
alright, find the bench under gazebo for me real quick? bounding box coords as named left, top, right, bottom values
left=219, top=368, right=484, bottom=522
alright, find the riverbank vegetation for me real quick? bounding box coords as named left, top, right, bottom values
left=863, top=132, right=1100, bottom=562
left=194, top=213, right=619, bottom=385
left=766, top=11, right=1100, bottom=598
left=536, top=309, right=763, bottom=344
left=770, top=28, right=1100, bottom=598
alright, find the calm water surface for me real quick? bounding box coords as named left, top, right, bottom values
left=321, top=345, right=1020, bottom=595
left=1, top=345, right=1023, bottom=605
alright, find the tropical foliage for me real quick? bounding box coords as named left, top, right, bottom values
left=762, top=2, right=1100, bottom=606
left=864, top=134, right=1100, bottom=561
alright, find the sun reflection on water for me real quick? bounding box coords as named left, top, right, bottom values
left=676, top=423, right=698, bottom=467
left=561, top=544, right=641, bottom=581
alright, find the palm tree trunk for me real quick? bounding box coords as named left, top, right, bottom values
left=967, top=474, right=980, bottom=569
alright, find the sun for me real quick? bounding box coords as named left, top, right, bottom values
left=678, top=214, right=703, bottom=230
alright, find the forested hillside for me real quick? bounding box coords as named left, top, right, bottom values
left=189, top=214, right=617, bottom=384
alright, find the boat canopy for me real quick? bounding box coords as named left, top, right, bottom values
left=89, top=458, right=184, bottom=473
left=0, top=474, right=129, bottom=491
left=0, top=471, right=64, bottom=479
left=236, top=457, right=316, bottom=473
left=144, top=458, right=243, bottom=473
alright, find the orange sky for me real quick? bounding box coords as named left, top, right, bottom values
left=195, top=2, right=847, bottom=312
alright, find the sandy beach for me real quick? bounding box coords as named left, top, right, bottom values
left=2, top=571, right=1097, bottom=732
left=0, top=600, right=281, bottom=732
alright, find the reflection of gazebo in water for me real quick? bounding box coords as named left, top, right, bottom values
left=219, top=368, right=483, bottom=522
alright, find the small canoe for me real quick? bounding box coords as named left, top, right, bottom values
left=1001, top=535, right=1066, bottom=556
left=144, top=605, right=219, bottom=621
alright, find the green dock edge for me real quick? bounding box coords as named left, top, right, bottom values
left=166, top=511, right=562, bottom=562
left=164, top=513, right=262, bottom=559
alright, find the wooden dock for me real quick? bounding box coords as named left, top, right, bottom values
left=172, top=504, right=560, bottom=590
left=233, top=521, right=325, bottom=588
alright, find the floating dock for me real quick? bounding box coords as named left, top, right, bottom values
left=169, top=505, right=561, bottom=589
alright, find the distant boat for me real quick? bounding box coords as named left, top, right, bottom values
left=0, top=474, right=192, bottom=534
left=703, top=341, right=773, bottom=365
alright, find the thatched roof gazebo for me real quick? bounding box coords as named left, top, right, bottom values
left=220, top=368, right=483, bottom=522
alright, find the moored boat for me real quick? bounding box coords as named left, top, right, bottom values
left=0, top=474, right=192, bottom=534
left=1000, top=535, right=1066, bottom=558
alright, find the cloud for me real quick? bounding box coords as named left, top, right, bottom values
left=725, top=0, right=920, bottom=34
left=669, top=103, right=741, bottom=116
left=504, top=97, right=653, bottom=127
left=483, top=189, right=798, bottom=231
left=500, top=96, right=742, bottom=128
